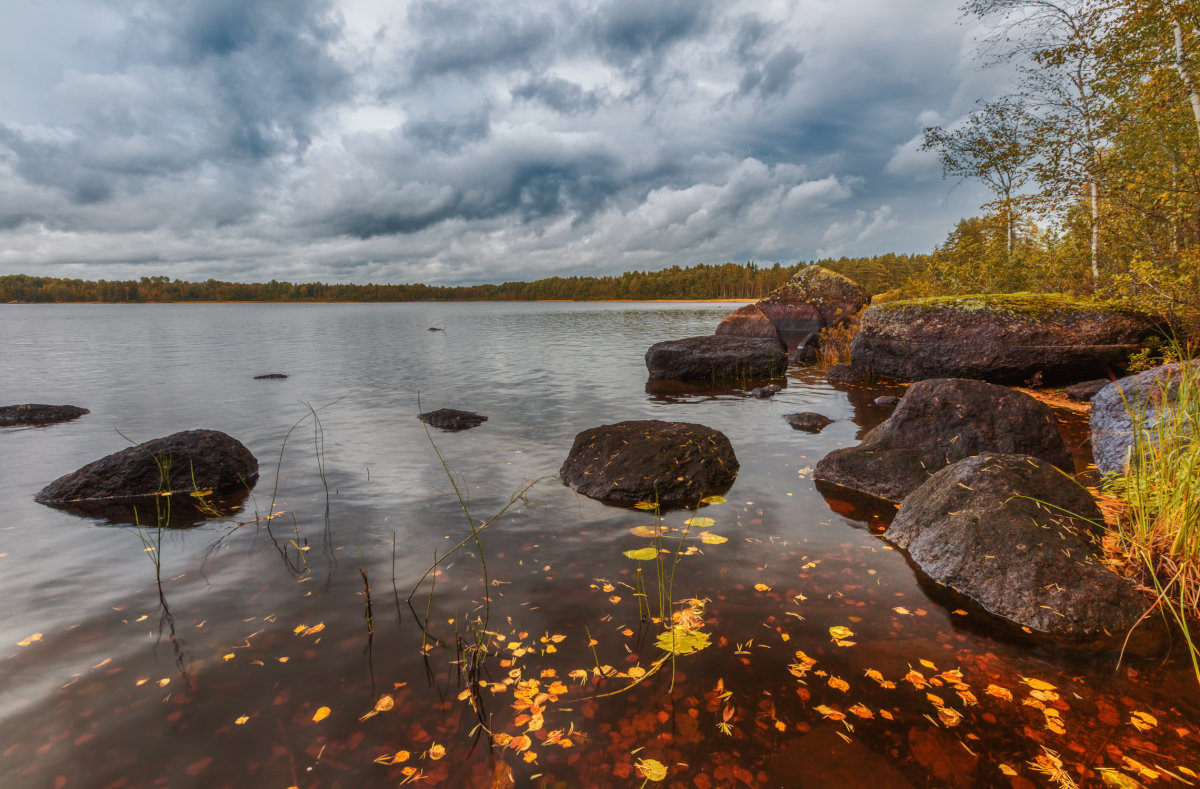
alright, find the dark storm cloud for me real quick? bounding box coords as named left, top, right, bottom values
left=0, top=0, right=992, bottom=283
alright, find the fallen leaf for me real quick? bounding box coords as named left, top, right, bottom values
left=754, top=583, right=771, bottom=592
left=700, top=532, right=728, bottom=545
left=1022, top=677, right=1056, bottom=692
left=636, top=758, right=668, bottom=782
left=623, top=547, right=658, bottom=561
left=700, top=495, right=727, bottom=505
left=828, top=676, right=850, bottom=692
left=828, top=625, right=854, bottom=641
left=16, top=633, right=43, bottom=647
left=312, top=706, right=331, bottom=723
left=685, top=516, right=715, bottom=528
left=631, top=526, right=659, bottom=537
left=984, top=684, right=1013, bottom=702
left=634, top=502, right=659, bottom=511
left=234, top=715, right=249, bottom=725
left=428, top=743, right=446, bottom=761
left=1129, top=711, right=1158, bottom=731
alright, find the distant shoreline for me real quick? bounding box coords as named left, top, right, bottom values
left=5, top=298, right=757, bottom=305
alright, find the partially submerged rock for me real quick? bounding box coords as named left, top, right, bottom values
left=873, top=395, right=900, bottom=407
left=36, top=429, right=258, bottom=505
left=1090, top=360, right=1200, bottom=475
left=886, top=453, right=1144, bottom=639
left=825, top=363, right=858, bottom=387
left=253, top=373, right=288, bottom=380
left=419, top=408, right=488, bottom=431
left=1064, top=378, right=1110, bottom=401
left=749, top=384, right=781, bottom=399
left=812, top=378, right=1072, bottom=504
left=848, top=293, right=1161, bottom=385
left=784, top=412, right=833, bottom=433
left=0, top=404, right=89, bottom=427
left=714, top=304, right=780, bottom=341
left=560, top=420, right=738, bottom=506
left=645, top=336, right=786, bottom=381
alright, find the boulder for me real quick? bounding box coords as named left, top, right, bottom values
left=825, top=363, right=859, bottom=387
left=755, top=266, right=869, bottom=350
left=784, top=412, right=833, bottom=433
left=848, top=294, right=1162, bottom=385
left=1090, top=360, right=1200, bottom=475
left=812, top=378, right=1072, bottom=504
left=645, top=336, right=786, bottom=381
left=420, top=408, right=488, bottom=431
left=1064, top=378, right=1110, bottom=401
left=560, top=420, right=738, bottom=506
left=714, top=304, right=780, bottom=340
left=36, top=430, right=258, bottom=504
left=886, top=453, right=1144, bottom=638
left=0, top=404, right=89, bottom=426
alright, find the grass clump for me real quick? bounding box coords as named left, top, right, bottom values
left=873, top=292, right=1140, bottom=318
left=1102, top=351, right=1200, bottom=681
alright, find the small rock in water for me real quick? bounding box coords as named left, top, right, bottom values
left=750, top=384, right=782, bottom=399
left=784, top=412, right=833, bottom=433
left=419, top=408, right=487, bottom=431
left=1064, top=378, right=1109, bottom=401
left=0, top=404, right=89, bottom=427
left=253, top=373, right=288, bottom=380
left=825, top=363, right=859, bottom=386
left=428, top=327, right=445, bottom=332
left=873, top=395, right=900, bottom=407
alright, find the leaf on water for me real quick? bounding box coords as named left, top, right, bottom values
left=936, top=707, right=963, bottom=727
left=312, top=706, right=331, bottom=723
left=926, top=693, right=945, bottom=708
left=428, top=743, right=446, bottom=761
left=1129, top=711, right=1157, bottom=731
left=893, top=606, right=911, bottom=615
left=655, top=627, right=710, bottom=656
left=848, top=703, right=874, bottom=719
left=700, top=532, right=728, bottom=545
left=1097, top=769, right=1145, bottom=789
left=985, top=684, right=1013, bottom=702
left=623, top=547, right=659, bottom=561
left=16, top=633, right=43, bottom=647
left=627, top=667, right=646, bottom=680
left=631, top=526, right=659, bottom=537
left=1022, top=676, right=1056, bottom=692
left=904, top=670, right=927, bottom=689
left=827, top=676, right=849, bottom=692
left=234, top=715, right=249, bottom=725
left=700, top=495, right=726, bottom=505
left=754, top=583, right=771, bottom=592
left=685, top=516, right=715, bottom=528
left=999, top=764, right=1019, bottom=777
left=918, top=659, right=937, bottom=670
left=635, top=758, right=668, bottom=782
left=222, top=653, right=235, bottom=661
left=634, top=502, right=660, bottom=511
left=814, top=705, right=846, bottom=722
left=828, top=625, right=854, bottom=641
left=189, top=489, right=214, bottom=498
left=608, top=595, right=621, bottom=604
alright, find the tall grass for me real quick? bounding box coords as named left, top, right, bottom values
left=1104, top=354, right=1200, bottom=681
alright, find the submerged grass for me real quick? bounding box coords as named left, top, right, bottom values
left=1102, top=345, right=1200, bottom=681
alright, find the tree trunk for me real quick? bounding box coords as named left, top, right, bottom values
left=1090, top=180, right=1100, bottom=288
left=1169, top=14, right=1200, bottom=147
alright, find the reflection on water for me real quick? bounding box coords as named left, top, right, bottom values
left=0, top=302, right=1196, bottom=788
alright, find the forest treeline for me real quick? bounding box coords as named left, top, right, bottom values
left=0, top=255, right=928, bottom=304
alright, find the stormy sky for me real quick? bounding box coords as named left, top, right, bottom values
left=0, top=0, right=1006, bottom=285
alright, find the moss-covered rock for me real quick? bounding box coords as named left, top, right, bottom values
left=849, top=293, right=1162, bottom=385
left=718, top=265, right=870, bottom=351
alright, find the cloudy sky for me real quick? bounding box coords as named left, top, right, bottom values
left=0, top=0, right=1006, bottom=285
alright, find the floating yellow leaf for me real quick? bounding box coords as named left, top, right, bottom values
left=547, top=681, right=569, bottom=695
left=157, top=678, right=170, bottom=687
left=937, top=707, right=963, bottom=727
left=828, top=625, right=854, bottom=641
left=234, top=715, right=249, bottom=725
left=634, top=501, right=660, bottom=511
left=608, top=595, right=621, bottom=604
left=1022, top=677, right=1056, bottom=692
left=312, top=706, right=331, bottom=723
left=754, top=583, right=771, bottom=592
left=428, top=743, right=446, bottom=761
left=814, top=705, right=846, bottom=722
left=700, top=495, right=727, bottom=505
left=623, top=547, right=658, bottom=561
left=999, top=764, right=1019, bottom=777
left=1129, top=711, right=1157, bottom=731
left=391, top=750, right=411, bottom=764
left=893, top=606, right=911, bottom=615
left=849, top=704, right=874, bottom=719
left=222, top=653, right=235, bottom=661
left=985, top=684, right=1013, bottom=702
left=700, top=532, right=728, bottom=545
left=631, top=525, right=659, bottom=537
left=16, top=633, right=43, bottom=647
left=1097, top=769, right=1144, bottom=789
left=627, top=667, right=646, bottom=680
left=828, top=676, right=850, bottom=692
left=685, top=516, right=715, bottom=528
left=919, top=659, right=937, bottom=670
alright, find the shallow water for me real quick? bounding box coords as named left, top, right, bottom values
left=0, top=302, right=1196, bottom=789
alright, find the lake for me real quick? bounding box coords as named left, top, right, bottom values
left=0, top=302, right=1196, bottom=788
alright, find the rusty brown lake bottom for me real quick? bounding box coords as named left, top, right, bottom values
left=0, top=302, right=1196, bottom=789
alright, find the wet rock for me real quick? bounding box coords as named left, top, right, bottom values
left=419, top=408, right=488, bottom=431
left=0, top=404, right=89, bottom=426
left=1064, top=378, right=1110, bottom=401
left=886, top=453, right=1145, bottom=638
left=253, top=373, right=288, bottom=380
left=756, top=265, right=869, bottom=350
left=784, top=412, right=834, bottom=433
left=36, top=430, right=258, bottom=505
left=848, top=294, right=1162, bottom=385
left=749, top=384, right=781, bottom=399
left=1090, top=361, right=1200, bottom=475
left=428, top=327, right=445, bottom=332
left=812, top=378, right=1072, bottom=504
left=789, top=342, right=819, bottom=365
left=714, top=304, right=780, bottom=340
left=825, top=363, right=859, bottom=386
left=873, top=395, right=900, bottom=407
left=645, top=336, right=786, bottom=381
left=559, top=420, right=738, bottom=506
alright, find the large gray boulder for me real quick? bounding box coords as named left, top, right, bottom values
left=36, top=429, right=258, bottom=505
left=1090, top=360, right=1200, bottom=475
left=560, top=420, right=738, bottom=506
left=886, top=454, right=1144, bottom=638
left=848, top=294, right=1162, bottom=385
left=645, top=336, right=786, bottom=381
left=813, top=378, right=1072, bottom=504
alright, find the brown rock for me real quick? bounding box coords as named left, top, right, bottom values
left=714, top=304, right=780, bottom=340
